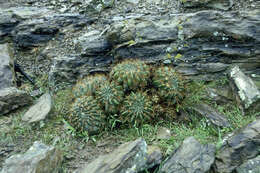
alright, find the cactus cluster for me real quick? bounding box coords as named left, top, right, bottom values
left=110, top=59, right=150, bottom=91
left=68, top=59, right=187, bottom=135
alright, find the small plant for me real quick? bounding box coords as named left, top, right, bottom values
left=69, top=96, right=105, bottom=135
left=121, top=92, right=153, bottom=127
left=96, top=81, right=124, bottom=114
left=153, top=66, right=185, bottom=106
left=110, top=59, right=150, bottom=91
left=72, top=74, right=107, bottom=97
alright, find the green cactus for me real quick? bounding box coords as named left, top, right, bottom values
left=96, top=81, right=124, bottom=114
left=110, top=59, right=150, bottom=91
left=69, top=95, right=105, bottom=135
left=153, top=66, right=185, bottom=105
left=121, top=92, right=153, bottom=127
left=72, top=74, right=108, bottom=97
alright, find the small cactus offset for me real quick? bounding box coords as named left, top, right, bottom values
left=153, top=66, right=185, bottom=105
left=110, top=59, right=151, bottom=91
left=96, top=81, right=124, bottom=115
left=72, top=74, right=108, bottom=97
left=69, top=95, right=105, bottom=135
left=121, top=92, right=153, bottom=127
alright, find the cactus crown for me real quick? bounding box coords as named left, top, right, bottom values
left=110, top=59, right=150, bottom=91
left=121, top=91, right=153, bottom=127
left=153, top=66, right=185, bottom=105
left=96, top=81, right=124, bottom=115
left=70, top=95, right=105, bottom=135
left=72, top=74, right=107, bottom=97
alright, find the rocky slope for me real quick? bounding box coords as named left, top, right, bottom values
left=1, top=0, right=260, bottom=173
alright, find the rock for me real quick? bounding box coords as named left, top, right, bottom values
left=106, top=9, right=260, bottom=81
left=0, top=7, right=94, bottom=49
left=102, top=0, right=115, bottom=8
left=192, top=103, right=231, bottom=128
left=0, top=11, right=19, bottom=43
left=0, top=87, right=32, bottom=115
left=146, top=145, right=162, bottom=169
left=236, top=155, right=260, bottom=173
left=228, top=66, right=260, bottom=113
left=77, top=138, right=148, bottom=173
left=0, top=141, right=63, bottom=173
left=156, top=127, right=171, bottom=140
left=0, top=44, right=14, bottom=90
left=22, top=93, right=52, bottom=123
left=159, top=136, right=216, bottom=173
left=50, top=53, right=112, bottom=83
left=180, top=0, right=234, bottom=10
left=205, top=86, right=234, bottom=104
left=214, top=119, right=260, bottom=173
left=126, top=0, right=140, bottom=5
left=75, top=30, right=112, bottom=56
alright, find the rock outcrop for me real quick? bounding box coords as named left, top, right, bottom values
left=0, top=1, right=259, bottom=86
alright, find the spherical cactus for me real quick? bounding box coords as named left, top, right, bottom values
left=153, top=66, right=185, bottom=105
left=72, top=74, right=108, bottom=97
left=110, top=59, right=150, bottom=91
left=96, top=82, right=124, bottom=115
left=121, top=92, right=153, bottom=127
left=69, top=95, right=105, bottom=135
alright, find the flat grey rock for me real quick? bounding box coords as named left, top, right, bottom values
left=228, top=66, right=260, bottom=112
left=0, top=87, right=32, bottom=115
left=159, top=136, right=216, bottom=173
left=77, top=138, right=148, bottom=173
left=192, top=103, right=231, bottom=128
left=0, top=141, right=63, bottom=173
left=0, top=44, right=14, bottom=90
left=215, top=119, right=260, bottom=173
left=22, top=93, right=52, bottom=123
left=181, top=0, right=234, bottom=10
left=236, top=155, right=260, bottom=173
